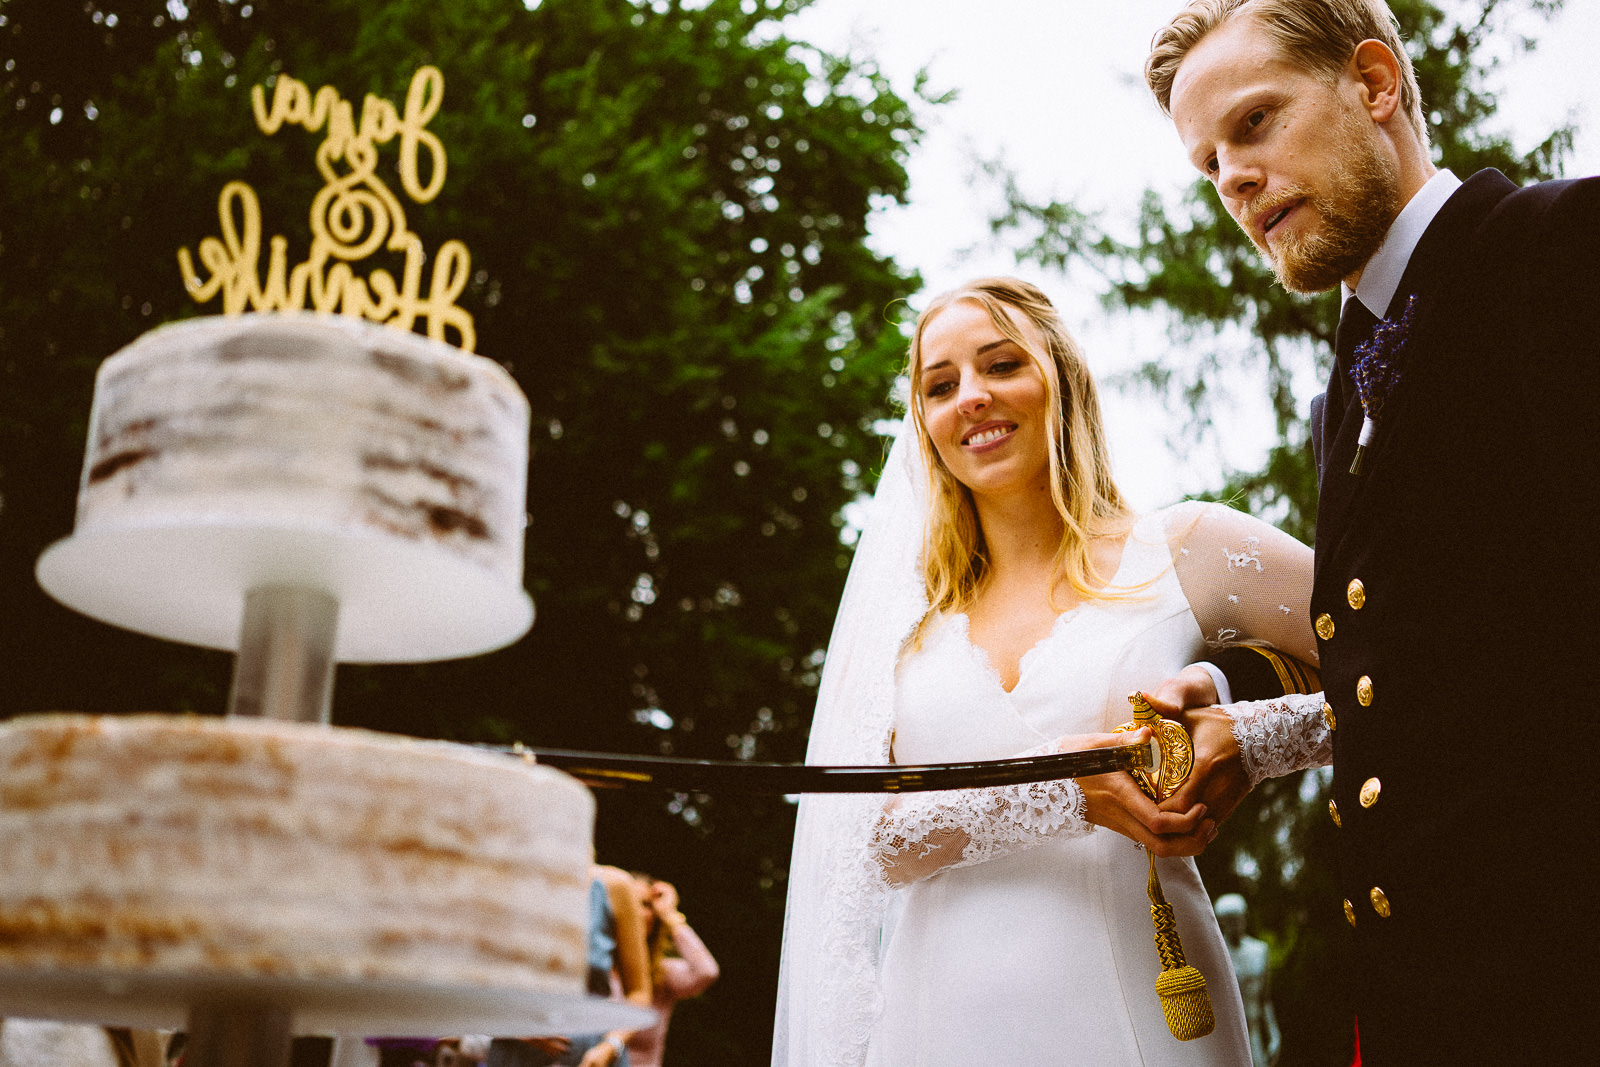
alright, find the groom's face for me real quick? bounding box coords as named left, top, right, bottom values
left=1168, top=16, right=1400, bottom=293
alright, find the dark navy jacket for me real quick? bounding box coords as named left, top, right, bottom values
left=1302, top=169, right=1600, bottom=1063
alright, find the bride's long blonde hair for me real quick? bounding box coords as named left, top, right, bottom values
left=906, top=277, right=1135, bottom=631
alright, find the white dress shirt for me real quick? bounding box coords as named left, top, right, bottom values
left=1344, top=169, right=1463, bottom=318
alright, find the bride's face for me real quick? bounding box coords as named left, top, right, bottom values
left=916, top=299, right=1053, bottom=503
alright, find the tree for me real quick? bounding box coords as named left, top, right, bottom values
left=0, top=0, right=930, bottom=1059
left=989, top=1, right=1575, bottom=1061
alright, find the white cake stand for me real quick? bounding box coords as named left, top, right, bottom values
left=36, top=523, right=534, bottom=664
left=16, top=517, right=620, bottom=1067
left=0, top=969, right=650, bottom=1067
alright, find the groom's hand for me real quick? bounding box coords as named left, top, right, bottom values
left=1072, top=728, right=1218, bottom=857
left=1142, top=669, right=1251, bottom=830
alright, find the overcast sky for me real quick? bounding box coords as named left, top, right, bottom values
left=783, top=0, right=1600, bottom=508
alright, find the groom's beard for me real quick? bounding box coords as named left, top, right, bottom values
left=1249, top=108, right=1402, bottom=294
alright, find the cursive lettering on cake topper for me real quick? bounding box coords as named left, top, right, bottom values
left=177, top=66, right=476, bottom=352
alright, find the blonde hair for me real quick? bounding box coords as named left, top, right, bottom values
left=633, top=873, right=674, bottom=985
left=1145, top=0, right=1428, bottom=144
left=906, top=277, right=1134, bottom=632
left=647, top=914, right=673, bottom=987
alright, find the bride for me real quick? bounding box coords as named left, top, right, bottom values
left=772, top=278, right=1326, bottom=1065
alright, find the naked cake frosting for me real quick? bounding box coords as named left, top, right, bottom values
left=35, top=312, right=535, bottom=660
left=0, top=714, right=593, bottom=991
left=76, top=313, right=528, bottom=583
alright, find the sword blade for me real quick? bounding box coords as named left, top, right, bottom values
left=495, top=741, right=1155, bottom=794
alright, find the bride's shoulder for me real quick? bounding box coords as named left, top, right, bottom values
left=1141, top=498, right=1215, bottom=541
left=1138, top=499, right=1278, bottom=563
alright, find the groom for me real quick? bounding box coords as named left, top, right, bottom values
left=1143, top=0, right=1599, bottom=1061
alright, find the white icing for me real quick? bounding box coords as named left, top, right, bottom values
left=76, top=313, right=529, bottom=584
left=0, top=715, right=593, bottom=991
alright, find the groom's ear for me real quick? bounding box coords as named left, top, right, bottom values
left=1348, top=38, right=1402, bottom=125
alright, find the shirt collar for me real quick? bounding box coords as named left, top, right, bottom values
left=1342, top=169, right=1461, bottom=318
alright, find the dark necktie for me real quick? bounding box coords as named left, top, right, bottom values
left=1335, top=294, right=1380, bottom=375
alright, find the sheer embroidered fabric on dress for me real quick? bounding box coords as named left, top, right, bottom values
left=867, top=499, right=1326, bottom=892
left=1171, top=502, right=1331, bottom=784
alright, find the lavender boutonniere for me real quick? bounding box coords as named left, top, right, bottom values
left=1347, top=294, right=1419, bottom=475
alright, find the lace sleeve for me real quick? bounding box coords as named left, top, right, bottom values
left=868, top=739, right=1092, bottom=888
left=1162, top=502, right=1330, bottom=782
left=1227, top=693, right=1331, bottom=785
left=1164, top=500, right=1319, bottom=664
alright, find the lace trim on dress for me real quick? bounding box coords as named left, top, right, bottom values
left=1227, top=692, right=1331, bottom=786
left=869, top=740, right=1092, bottom=887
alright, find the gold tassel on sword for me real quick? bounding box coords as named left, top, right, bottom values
left=1116, top=691, right=1215, bottom=1041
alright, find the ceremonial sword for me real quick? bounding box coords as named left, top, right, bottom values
left=483, top=693, right=1189, bottom=796
left=488, top=735, right=1160, bottom=794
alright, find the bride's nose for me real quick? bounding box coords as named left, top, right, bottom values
left=956, top=376, right=990, bottom=415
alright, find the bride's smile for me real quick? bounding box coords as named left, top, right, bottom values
left=961, top=422, right=1016, bottom=450
left=916, top=298, right=1053, bottom=502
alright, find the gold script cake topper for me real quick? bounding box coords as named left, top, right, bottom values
left=177, top=65, right=476, bottom=351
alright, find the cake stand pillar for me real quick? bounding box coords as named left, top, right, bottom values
left=186, top=1000, right=295, bottom=1067
left=227, top=585, right=340, bottom=724
left=205, top=584, right=337, bottom=1067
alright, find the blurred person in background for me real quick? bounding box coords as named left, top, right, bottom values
left=624, top=876, right=719, bottom=1067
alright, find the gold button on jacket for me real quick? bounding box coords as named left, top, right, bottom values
left=1356, top=675, right=1374, bottom=706
left=1322, top=702, right=1337, bottom=730
left=1347, top=579, right=1367, bottom=610
left=1359, top=777, right=1382, bottom=807
left=1315, top=613, right=1335, bottom=640
left=1370, top=886, right=1391, bottom=917
left=1329, top=799, right=1341, bottom=827
left=1343, top=899, right=1357, bottom=927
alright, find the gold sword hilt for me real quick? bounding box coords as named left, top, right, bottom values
left=1114, top=691, right=1194, bottom=801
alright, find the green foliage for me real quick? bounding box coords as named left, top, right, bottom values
left=0, top=0, right=926, bottom=1058
left=991, top=1, right=1574, bottom=1061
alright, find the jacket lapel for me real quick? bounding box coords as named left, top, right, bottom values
left=1312, top=170, right=1515, bottom=574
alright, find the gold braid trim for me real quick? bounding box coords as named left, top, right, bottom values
left=1240, top=643, right=1320, bottom=695
left=1146, top=855, right=1215, bottom=1041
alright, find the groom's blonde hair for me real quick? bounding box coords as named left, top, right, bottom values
left=1145, top=0, right=1428, bottom=144
left=906, top=278, right=1133, bottom=632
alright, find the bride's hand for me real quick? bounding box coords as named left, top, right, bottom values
left=1052, top=728, right=1217, bottom=857
left=1140, top=673, right=1251, bottom=830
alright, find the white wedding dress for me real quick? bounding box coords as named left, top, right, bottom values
left=772, top=434, right=1328, bottom=1067
left=866, top=506, right=1318, bottom=1066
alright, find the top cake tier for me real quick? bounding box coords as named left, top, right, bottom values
left=36, top=313, right=535, bottom=662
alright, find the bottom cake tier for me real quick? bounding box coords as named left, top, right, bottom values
left=0, top=714, right=594, bottom=995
